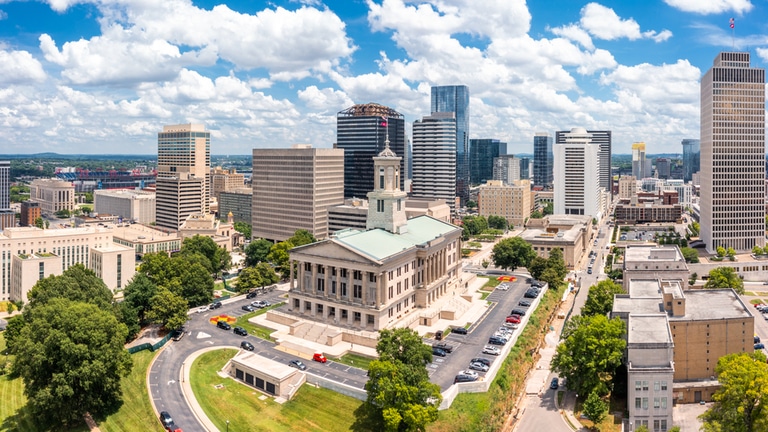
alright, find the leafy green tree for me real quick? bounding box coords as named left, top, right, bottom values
left=361, top=328, right=441, bottom=432
left=704, top=267, right=744, bottom=294
left=175, top=257, right=215, bottom=306
left=487, top=215, right=508, bottom=230
left=526, top=256, right=548, bottom=280
left=491, top=237, right=536, bottom=271
left=700, top=352, right=768, bottom=432
left=34, top=217, right=45, bottom=229
left=583, top=391, right=608, bottom=424
left=122, top=273, right=158, bottom=323
left=180, top=235, right=231, bottom=274
left=716, top=246, right=726, bottom=258
left=146, top=288, right=188, bottom=330
left=546, top=247, right=568, bottom=281
left=635, top=426, right=649, bottom=432
left=551, top=314, right=626, bottom=397
left=4, top=315, right=25, bottom=354
left=12, top=298, right=132, bottom=427
left=753, top=245, right=764, bottom=256
left=727, top=247, right=736, bottom=259
left=233, top=221, right=251, bottom=240
left=582, top=280, right=626, bottom=317
left=114, top=301, right=140, bottom=342
left=543, top=202, right=554, bottom=215
left=689, top=272, right=698, bottom=287
left=288, top=229, right=317, bottom=247
left=138, top=252, right=175, bottom=286
left=680, top=247, right=700, bottom=263
left=529, top=210, right=543, bottom=219
left=84, top=192, right=93, bottom=203
left=466, top=200, right=477, bottom=209
left=462, top=215, right=488, bottom=237
left=268, top=241, right=294, bottom=280
left=27, top=264, right=113, bottom=310
left=245, top=238, right=273, bottom=267
left=236, top=263, right=279, bottom=292
left=55, top=209, right=71, bottom=218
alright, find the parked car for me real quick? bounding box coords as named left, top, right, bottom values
left=524, top=290, right=538, bottom=299
left=289, top=360, right=307, bottom=370
left=209, top=301, right=222, bottom=310
left=241, top=305, right=255, bottom=312
left=502, top=322, right=519, bottom=329
left=216, top=321, right=231, bottom=330
left=172, top=327, right=185, bottom=341
left=434, top=343, right=454, bottom=353
left=251, top=300, right=267, bottom=308
left=432, top=347, right=447, bottom=357
left=434, top=330, right=443, bottom=341
left=509, top=308, right=527, bottom=316
left=246, top=291, right=259, bottom=299
left=469, top=362, right=489, bottom=372
left=488, top=336, right=507, bottom=346
left=482, top=346, right=501, bottom=356
left=454, top=373, right=478, bottom=383
left=471, top=357, right=492, bottom=367
left=240, top=341, right=254, bottom=351
left=505, top=315, right=521, bottom=324
left=755, top=343, right=765, bottom=350
left=531, top=281, right=544, bottom=288
left=550, top=377, right=559, bottom=389
left=460, top=369, right=479, bottom=378
left=313, top=352, right=327, bottom=363
left=756, top=335, right=762, bottom=344
left=196, top=306, right=209, bottom=313
left=233, top=326, right=248, bottom=336
left=518, top=300, right=531, bottom=307
left=451, top=326, right=468, bottom=335
left=160, top=411, right=174, bottom=427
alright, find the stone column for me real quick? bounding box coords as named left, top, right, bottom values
left=324, top=265, right=330, bottom=299
left=289, top=259, right=294, bottom=290
left=311, top=263, right=318, bottom=296
left=362, top=271, right=368, bottom=305
left=376, top=273, right=382, bottom=307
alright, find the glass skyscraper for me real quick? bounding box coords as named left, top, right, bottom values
left=469, top=138, right=506, bottom=185
left=431, top=85, right=469, bottom=205
left=681, top=139, right=700, bottom=182
left=533, top=133, right=553, bottom=189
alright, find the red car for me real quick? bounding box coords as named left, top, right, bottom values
left=312, top=352, right=327, bottom=363
left=505, top=315, right=521, bottom=324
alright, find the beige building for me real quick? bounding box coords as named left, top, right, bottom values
left=1, top=226, right=136, bottom=302
left=622, top=246, right=689, bottom=291
left=179, top=213, right=236, bottom=251
left=227, top=350, right=305, bottom=400
left=156, top=124, right=210, bottom=230
left=520, top=214, right=593, bottom=269
left=94, top=189, right=156, bottom=224
left=29, top=178, right=75, bottom=216
left=112, top=223, right=182, bottom=257
left=328, top=198, right=451, bottom=234
left=534, top=190, right=553, bottom=212
left=210, top=167, right=245, bottom=203
left=618, top=176, right=637, bottom=199
left=477, top=179, right=532, bottom=228
left=286, top=144, right=464, bottom=331
left=252, top=145, right=344, bottom=242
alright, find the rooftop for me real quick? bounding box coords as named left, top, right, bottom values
left=627, top=314, right=673, bottom=345
left=231, top=350, right=297, bottom=381
left=1, top=226, right=111, bottom=240
left=112, top=224, right=179, bottom=243
left=625, top=245, right=685, bottom=264
left=669, top=289, right=753, bottom=321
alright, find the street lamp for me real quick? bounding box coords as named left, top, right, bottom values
left=226, top=420, right=229, bottom=432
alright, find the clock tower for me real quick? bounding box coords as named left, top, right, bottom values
left=367, top=131, right=408, bottom=234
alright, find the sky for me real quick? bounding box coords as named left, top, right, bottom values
left=0, top=0, right=765, bottom=156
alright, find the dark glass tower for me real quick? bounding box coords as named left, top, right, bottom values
left=469, top=139, right=506, bottom=185
left=431, top=85, right=469, bottom=205
left=681, top=139, right=700, bottom=182
left=336, top=103, right=406, bottom=199
left=533, top=133, right=553, bottom=188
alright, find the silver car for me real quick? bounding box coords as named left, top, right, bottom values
left=482, top=345, right=501, bottom=356
left=468, top=362, right=489, bottom=372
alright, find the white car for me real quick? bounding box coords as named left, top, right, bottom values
left=482, top=346, right=501, bottom=356
left=502, top=322, right=519, bottom=329
left=460, top=369, right=479, bottom=377
left=196, top=306, right=209, bottom=313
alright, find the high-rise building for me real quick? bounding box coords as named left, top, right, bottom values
left=701, top=52, right=765, bottom=252
left=533, top=133, right=553, bottom=189
left=554, top=128, right=603, bottom=219
left=631, top=142, right=647, bottom=179
left=557, top=130, right=611, bottom=195
left=0, top=161, right=12, bottom=230
left=210, top=167, right=245, bottom=203
left=411, top=113, right=457, bottom=209
left=94, top=189, right=156, bottom=224
left=681, top=139, right=700, bottom=183
left=336, top=103, right=406, bottom=199
left=155, top=124, right=210, bottom=230
left=477, top=180, right=532, bottom=227
left=655, top=158, right=671, bottom=179
left=431, top=85, right=470, bottom=205
left=492, top=155, right=521, bottom=184
left=519, top=157, right=530, bottom=180
left=469, top=139, right=506, bottom=185
left=251, top=145, right=344, bottom=242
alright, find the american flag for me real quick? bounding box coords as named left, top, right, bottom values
left=730, top=18, right=734, bottom=29
left=381, top=116, right=388, bottom=127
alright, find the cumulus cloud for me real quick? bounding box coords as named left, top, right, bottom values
left=298, top=86, right=354, bottom=112
left=550, top=24, right=595, bottom=50
left=0, top=49, right=47, bottom=84
left=663, top=0, right=753, bottom=15
left=757, top=48, right=768, bottom=62
left=580, top=3, right=672, bottom=42
left=0, top=10, right=7, bottom=20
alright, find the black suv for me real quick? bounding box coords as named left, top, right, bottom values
left=451, top=326, right=468, bottom=335
left=432, top=347, right=447, bottom=357
left=488, top=336, right=506, bottom=346
left=216, top=321, right=231, bottom=330
left=510, top=308, right=527, bottom=316
left=433, top=343, right=454, bottom=353
left=233, top=326, right=248, bottom=336
left=159, top=411, right=173, bottom=427
left=209, top=301, right=222, bottom=310
left=470, top=357, right=492, bottom=367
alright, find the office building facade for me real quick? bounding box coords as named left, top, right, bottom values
left=533, top=133, right=553, bottom=189
left=155, top=124, right=210, bottom=230
left=431, top=85, right=470, bottom=205
left=492, top=155, right=521, bottom=184
left=94, top=189, right=156, bottom=224
left=19, top=202, right=40, bottom=227
left=553, top=128, right=603, bottom=220
left=681, top=139, right=700, bottom=183
left=411, top=113, right=457, bottom=209
left=336, top=103, right=405, bottom=199
left=700, top=52, right=765, bottom=252
left=655, top=158, right=671, bottom=179
left=477, top=180, right=532, bottom=227
left=557, top=130, right=611, bottom=195
left=252, top=145, right=344, bottom=242
left=211, top=167, right=245, bottom=203
left=218, top=189, right=252, bottom=225
left=519, top=157, right=530, bottom=180
left=29, top=178, right=75, bottom=216
left=469, top=139, right=505, bottom=185
left=0, top=161, right=12, bottom=230
left=632, top=143, right=647, bottom=179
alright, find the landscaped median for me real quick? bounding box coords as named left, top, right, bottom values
left=234, top=302, right=285, bottom=340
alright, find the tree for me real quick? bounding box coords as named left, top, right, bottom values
left=4, top=315, right=25, bottom=354
left=545, top=247, right=568, bottom=281
left=680, top=247, right=700, bottom=263
left=700, top=352, right=768, bottom=432
left=753, top=245, right=763, bottom=256
left=529, top=210, right=543, bottom=219
left=487, top=215, right=508, bottom=231
left=716, top=246, right=726, bottom=258
left=180, top=235, right=231, bottom=274
left=689, top=272, right=698, bottom=287
left=138, top=252, right=175, bottom=286
left=582, top=280, right=626, bottom=317
left=268, top=241, right=294, bottom=280
left=34, top=217, right=45, bottom=229
left=361, top=328, right=441, bottom=432
left=583, top=391, right=608, bottom=425
left=55, top=209, right=71, bottom=218
left=543, top=202, right=554, bottom=215
left=122, top=273, right=158, bottom=323
left=727, top=247, right=736, bottom=259
left=551, top=314, right=626, bottom=397
left=635, top=426, right=649, bottom=432
left=236, top=263, right=279, bottom=292
left=245, top=238, right=273, bottom=267
left=27, top=264, right=113, bottom=310
left=526, top=256, right=548, bottom=280
left=11, top=298, right=132, bottom=427
left=175, top=258, right=215, bottom=306
left=288, top=229, right=317, bottom=247
left=491, top=237, right=536, bottom=271
left=704, top=267, right=744, bottom=294
left=466, top=200, right=477, bottom=209
left=146, top=288, right=188, bottom=330
left=233, top=221, right=251, bottom=240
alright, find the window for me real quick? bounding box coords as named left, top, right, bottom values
left=661, top=397, right=667, bottom=409
left=654, top=381, right=660, bottom=392
left=635, top=381, right=642, bottom=391
left=654, top=397, right=660, bottom=409
left=635, top=398, right=641, bottom=409
left=643, top=381, right=649, bottom=391
left=661, top=381, right=667, bottom=391
left=642, top=397, right=648, bottom=409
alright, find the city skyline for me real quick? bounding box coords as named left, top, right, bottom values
left=0, top=1, right=766, bottom=155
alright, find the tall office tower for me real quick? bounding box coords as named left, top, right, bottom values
left=631, top=142, right=647, bottom=179
left=681, top=139, right=700, bottom=182
left=0, top=161, right=12, bottom=230
left=431, top=85, right=469, bottom=205
left=252, top=145, right=344, bottom=242
left=411, top=113, right=457, bottom=209
left=655, top=158, right=671, bottom=179
left=554, top=127, right=603, bottom=219
left=155, top=124, right=210, bottom=230
left=336, top=103, right=406, bottom=199
left=469, top=139, right=506, bottom=185
left=556, top=130, right=611, bottom=195
left=519, top=157, right=530, bottom=180
left=701, top=52, right=765, bottom=252
left=533, top=133, right=553, bottom=188
left=492, top=155, right=521, bottom=184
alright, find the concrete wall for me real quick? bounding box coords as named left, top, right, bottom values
left=305, top=374, right=367, bottom=401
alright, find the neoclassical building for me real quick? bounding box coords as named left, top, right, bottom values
left=286, top=142, right=463, bottom=331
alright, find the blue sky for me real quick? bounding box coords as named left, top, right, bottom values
left=0, top=0, right=764, bottom=155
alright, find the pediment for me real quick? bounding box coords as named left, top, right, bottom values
left=290, top=240, right=380, bottom=266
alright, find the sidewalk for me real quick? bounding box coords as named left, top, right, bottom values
left=549, top=288, right=586, bottom=431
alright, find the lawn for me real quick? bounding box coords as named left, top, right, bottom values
left=328, top=353, right=375, bottom=370
left=235, top=302, right=285, bottom=340
left=479, top=276, right=500, bottom=290
left=190, top=349, right=362, bottom=432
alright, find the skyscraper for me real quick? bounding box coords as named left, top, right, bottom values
left=519, top=157, right=530, bottom=180
left=411, top=112, right=457, bottom=209
left=336, top=103, right=406, bottom=199
left=655, top=158, right=671, bottom=179
left=0, top=161, right=12, bottom=230
left=631, top=142, right=647, bottom=179
left=155, top=123, right=210, bottom=230
left=431, top=85, right=469, bottom=205
left=556, top=130, right=611, bottom=195
left=469, top=139, right=506, bottom=185
left=533, top=133, right=553, bottom=189
left=554, top=128, right=603, bottom=219
left=492, top=155, right=521, bottom=184
left=701, top=52, right=765, bottom=252
left=681, top=139, right=700, bottom=183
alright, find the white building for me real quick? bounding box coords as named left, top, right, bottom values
left=29, top=178, right=75, bottom=216
left=492, top=155, right=521, bottom=184
left=554, top=127, right=604, bottom=220
left=411, top=112, right=457, bottom=210
left=94, top=189, right=156, bottom=224
left=662, top=180, right=692, bottom=206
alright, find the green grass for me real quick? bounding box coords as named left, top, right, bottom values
left=328, top=353, right=375, bottom=370
left=479, top=292, right=491, bottom=300
left=191, top=349, right=362, bottom=432
left=479, top=276, right=500, bottom=290
left=235, top=302, right=285, bottom=341
left=750, top=299, right=764, bottom=305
